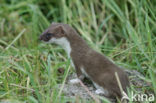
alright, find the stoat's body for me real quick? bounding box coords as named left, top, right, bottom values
left=39, top=23, right=130, bottom=100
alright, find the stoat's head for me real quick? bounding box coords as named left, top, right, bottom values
left=39, top=23, right=68, bottom=46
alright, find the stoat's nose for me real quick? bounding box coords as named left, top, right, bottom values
left=39, top=29, right=49, bottom=41
left=39, top=34, right=51, bottom=42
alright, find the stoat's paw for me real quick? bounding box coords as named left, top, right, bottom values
left=95, top=89, right=105, bottom=94
left=69, top=78, right=80, bottom=84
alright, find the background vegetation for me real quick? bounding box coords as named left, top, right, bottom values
left=0, top=0, right=155, bottom=103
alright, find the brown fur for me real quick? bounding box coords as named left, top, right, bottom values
left=40, top=23, right=130, bottom=99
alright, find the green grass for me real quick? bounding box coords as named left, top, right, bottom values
left=0, top=0, right=156, bottom=103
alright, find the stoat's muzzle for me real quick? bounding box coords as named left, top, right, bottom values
left=39, top=33, right=52, bottom=42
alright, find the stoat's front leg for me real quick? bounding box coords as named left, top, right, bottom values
left=69, top=62, right=85, bottom=84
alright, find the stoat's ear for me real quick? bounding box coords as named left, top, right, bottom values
left=54, top=25, right=66, bottom=34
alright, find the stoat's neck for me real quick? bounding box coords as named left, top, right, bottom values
left=61, top=38, right=71, bottom=58
left=50, top=34, right=90, bottom=58
left=67, top=32, right=90, bottom=54
left=49, top=37, right=71, bottom=58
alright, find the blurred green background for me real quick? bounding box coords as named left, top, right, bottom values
left=0, top=0, right=156, bottom=103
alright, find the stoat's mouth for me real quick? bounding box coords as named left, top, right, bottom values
left=40, top=39, right=55, bottom=45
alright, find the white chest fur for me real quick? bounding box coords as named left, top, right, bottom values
left=49, top=37, right=76, bottom=70
left=49, top=37, right=80, bottom=84
left=49, top=37, right=71, bottom=57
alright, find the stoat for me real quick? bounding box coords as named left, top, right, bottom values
left=39, top=22, right=130, bottom=100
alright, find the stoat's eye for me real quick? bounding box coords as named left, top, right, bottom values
left=46, top=33, right=52, bottom=38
